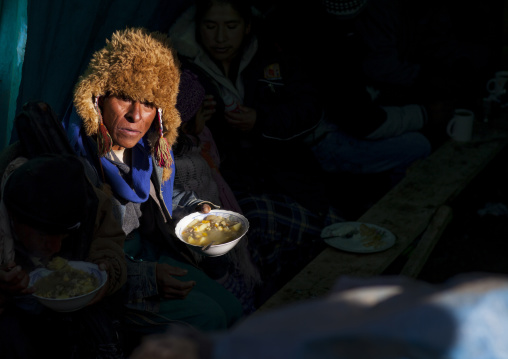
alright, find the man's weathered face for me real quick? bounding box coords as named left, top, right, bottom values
left=100, top=95, right=157, bottom=150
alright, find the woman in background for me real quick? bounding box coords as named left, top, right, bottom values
left=169, top=0, right=344, bottom=304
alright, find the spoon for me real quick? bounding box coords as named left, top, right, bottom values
left=202, top=241, right=216, bottom=251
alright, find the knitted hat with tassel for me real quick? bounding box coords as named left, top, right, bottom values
left=73, top=27, right=181, bottom=182
left=321, top=0, right=368, bottom=18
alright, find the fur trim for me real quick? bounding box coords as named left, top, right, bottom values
left=73, top=27, right=182, bottom=159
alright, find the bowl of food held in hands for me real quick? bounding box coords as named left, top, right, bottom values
left=175, top=209, right=249, bottom=257
left=29, top=256, right=107, bottom=312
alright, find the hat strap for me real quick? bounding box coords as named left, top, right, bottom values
left=154, top=108, right=172, bottom=168
left=95, top=96, right=113, bottom=157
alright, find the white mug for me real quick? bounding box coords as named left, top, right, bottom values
left=486, top=71, right=508, bottom=97
left=447, top=109, right=474, bottom=142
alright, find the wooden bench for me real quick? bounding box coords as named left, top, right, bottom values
left=258, top=115, right=508, bottom=312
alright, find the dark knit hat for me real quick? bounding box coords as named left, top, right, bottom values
left=321, top=0, right=368, bottom=18
left=3, top=154, right=89, bottom=234
left=176, top=69, right=206, bottom=123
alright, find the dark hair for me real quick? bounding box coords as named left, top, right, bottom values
left=193, top=0, right=256, bottom=80
left=3, top=154, right=89, bottom=234
left=173, top=126, right=198, bottom=157
left=194, top=0, right=254, bottom=41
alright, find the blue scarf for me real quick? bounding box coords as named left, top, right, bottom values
left=63, top=106, right=153, bottom=204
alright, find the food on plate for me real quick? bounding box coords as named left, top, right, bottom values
left=182, top=214, right=243, bottom=247
left=46, top=255, right=68, bottom=270
left=34, top=257, right=99, bottom=299
left=332, top=223, right=358, bottom=238
left=359, top=223, right=385, bottom=248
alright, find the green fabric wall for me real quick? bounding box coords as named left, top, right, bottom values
left=6, top=0, right=192, bottom=146
left=0, top=0, right=27, bottom=150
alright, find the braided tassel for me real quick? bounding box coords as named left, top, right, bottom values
left=95, top=97, right=112, bottom=156
left=154, top=108, right=172, bottom=168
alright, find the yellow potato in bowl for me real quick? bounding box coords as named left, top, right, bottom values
left=181, top=214, right=243, bottom=247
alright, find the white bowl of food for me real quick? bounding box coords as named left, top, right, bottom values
left=29, top=258, right=107, bottom=312
left=175, top=209, right=249, bottom=257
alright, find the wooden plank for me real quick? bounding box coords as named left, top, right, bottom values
left=400, top=205, right=454, bottom=278
left=258, top=120, right=508, bottom=313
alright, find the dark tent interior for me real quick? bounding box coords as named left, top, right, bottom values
left=2, top=0, right=508, bottom=357
left=2, top=0, right=507, bottom=150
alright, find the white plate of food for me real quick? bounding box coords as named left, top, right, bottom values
left=321, top=222, right=396, bottom=253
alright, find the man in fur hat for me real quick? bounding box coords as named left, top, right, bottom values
left=62, top=27, right=243, bottom=338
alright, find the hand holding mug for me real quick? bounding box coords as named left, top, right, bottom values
left=447, top=109, right=474, bottom=142
left=486, top=71, right=508, bottom=98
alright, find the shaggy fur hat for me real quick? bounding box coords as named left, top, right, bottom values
left=73, top=27, right=181, bottom=179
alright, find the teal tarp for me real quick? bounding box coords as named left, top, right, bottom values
left=0, top=0, right=27, bottom=150
left=2, top=0, right=191, bottom=149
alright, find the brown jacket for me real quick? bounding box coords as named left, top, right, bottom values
left=0, top=142, right=127, bottom=295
